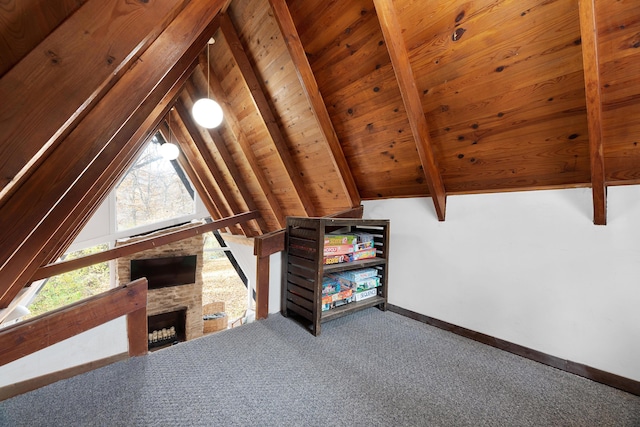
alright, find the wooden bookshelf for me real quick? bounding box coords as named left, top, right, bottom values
left=282, top=217, right=389, bottom=336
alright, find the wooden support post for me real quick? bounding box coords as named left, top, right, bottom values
left=255, top=255, right=270, bottom=320
left=253, top=230, right=287, bottom=320
left=127, top=307, right=149, bottom=357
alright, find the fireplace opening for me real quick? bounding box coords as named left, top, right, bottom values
left=148, top=308, right=187, bottom=351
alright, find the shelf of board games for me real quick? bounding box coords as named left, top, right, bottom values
left=282, top=216, right=389, bottom=336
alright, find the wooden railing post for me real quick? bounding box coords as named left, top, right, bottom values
left=254, top=230, right=286, bottom=320
left=127, top=307, right=149, bottom=357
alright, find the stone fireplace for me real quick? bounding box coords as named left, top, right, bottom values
left=116, top=223, right=205, bottom=345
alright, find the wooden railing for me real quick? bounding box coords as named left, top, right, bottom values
left=0, top=278, right=148, bottom=369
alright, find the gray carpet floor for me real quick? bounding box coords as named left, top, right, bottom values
left=1, top=309, right=639, bottom=426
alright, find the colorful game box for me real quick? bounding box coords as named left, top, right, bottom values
left=322, top=240, right=374, bottom=256
left=323, top=248, right=377, bottom=265
left=337, top=276, right=380, bottom=292
left=322, top=276, right=340, bottom=295
left=353, top=288, right=378, bottom=302
left=321, top=289, right=353, bottom=306
left=334, top=268, right=378, bottom=282
left=324, top=234, right=359, bottom=246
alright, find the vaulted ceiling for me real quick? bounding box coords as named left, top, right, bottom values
left=1, top=0, right=639, bottom=308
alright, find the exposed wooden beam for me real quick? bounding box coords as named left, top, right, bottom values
left=0, top=0, right=86, bottom=77
left=263, top=3, right=362, bottom=209
left=170, top=110, right=247, bottom=235
left=218, top=14, right=318, bottom=217
left=0, top=278, right=147, bottom=367
left=204, top=66, right=287, bottom=229
left=578, top=0, right=607, bottom=225
left=45, top=59, right=202, bottom=269
left=34, top=212, right=260, bottom=280
left=0, top=0, right=190, bottom=204
left=0, top=0, right=225, bottom=307
left=175, top=97, right=267, bottom=234
left=373, top=0, right=447, bottom=221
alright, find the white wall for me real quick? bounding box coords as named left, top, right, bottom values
left=362, top=186, right=640, bottom=382
left=224, top=239, right=282, bottom=315
left=0, top=317, right=128, bottom=388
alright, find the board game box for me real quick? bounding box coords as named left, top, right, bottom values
left=322, top=240, right=374, bottom=256
left=353, top=288, right=378, bottom=302
left=323, top=248, right=377, bottom=265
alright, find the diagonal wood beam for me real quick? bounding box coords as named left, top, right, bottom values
left=373, top=0, right=447, bottom=221
left=578, top=0, right=607, bottom=225
left=0, top=0, right=190, bottom=204
left=34, top=59, right=201, bottom=286
left=261, top=3, right=362, bottom=209
left=34, top=212, right=259, bottom=280
left=0, top=0, right=225, bottom=308
left=203, top=69, right=287, bottom=229
left=169, top=110, right=246, bottom=235
left=218, top=14, right=318, bottom=217
left=174, top=98, right=266, bottom=234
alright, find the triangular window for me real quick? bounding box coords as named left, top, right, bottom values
left=116, top=135, right=195, bottom=231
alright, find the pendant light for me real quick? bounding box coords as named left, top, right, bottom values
left=160, top=108, right=180, bottom=160
left=192, top=37, right=223, bottom=128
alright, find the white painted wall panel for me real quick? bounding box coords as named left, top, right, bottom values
left=362, top=187, right=640, bottom=382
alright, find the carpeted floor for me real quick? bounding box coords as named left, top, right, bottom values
left=1, top=309, right=639, bottom=426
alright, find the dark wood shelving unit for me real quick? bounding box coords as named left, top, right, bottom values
left=282, top=216, right=389, bottom=336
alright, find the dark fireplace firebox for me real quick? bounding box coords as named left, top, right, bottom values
left=147, top=308, right=187, bottom=351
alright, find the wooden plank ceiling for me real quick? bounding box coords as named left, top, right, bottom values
left=0, top=0, right=639, bottom=306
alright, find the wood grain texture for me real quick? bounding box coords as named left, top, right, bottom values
left=203, top=60, right=287, bottom=230
left=219, top=13, right=318, bottom=217
left=179, top=94, right=267, bottom=234
left=597, top=1, right=640, bottom=184
left=374, top=0, right=447, bottom=220
left=213, top=5, right=311, bottom=220
left=0, top=0, right=225, bottom=307
left=578, top=0, right=606, bottom=225
left=0, top=0, right=88, bottom=76
left=268, top=0, right=362, bottom=209
left=34, top=212, right=259, bottom=280
left=171, top=107, right=247, bottom=236
left=0, top=278, right=147, bottom=367
left=127, top=307, right=148, bottom=357
left=174, top=98, right=261, bottom=236
left=0, top=0, right=189, bottom=203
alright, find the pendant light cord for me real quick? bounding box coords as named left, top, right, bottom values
left=207, top=41, right=211, bottom=99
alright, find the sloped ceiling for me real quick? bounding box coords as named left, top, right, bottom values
left=0, top=0, right=639, bottom=307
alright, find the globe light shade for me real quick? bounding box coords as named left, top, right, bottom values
left=192, top=98, right=223, bottom=128
left=159, top=142, right=180, bottom=160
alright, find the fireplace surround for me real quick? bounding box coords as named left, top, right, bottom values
left=116, top=222, right=205, bottom=343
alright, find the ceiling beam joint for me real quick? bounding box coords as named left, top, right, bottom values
left=373, top=0, right=447, bottom=221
